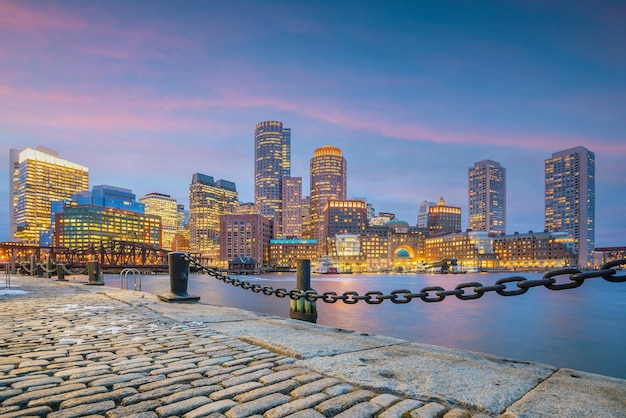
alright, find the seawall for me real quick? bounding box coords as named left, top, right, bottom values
left=1, top=275, right=624, bottom=417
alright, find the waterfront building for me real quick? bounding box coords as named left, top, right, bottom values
left=268, top=238, right=319, bottom=270
left=388, top=220, right=423, bottom=272
left=545, top=146, right=595, bottom=267
left=219, top=214, right=273, bottom=267
left=417, top=200, right=435, bottom=229
left=189, top=173, right=238, bottom=262
left=280, top=176, right=302, bottom=238
left=427, top=197, right=462, bottom=237
left=493, top=231, right=575, bottom=270
left=323, top=200, right=367, bottom=255
left=594, top=246, right=626, bottom=266
left=139, top=192, right=182, bottom=250
left=254, top=121, right=291, bottom=232
left=360, top=225, right=393, bottom=271
left=424, top=231, right=498, bottom=270
left=468, top=160, right=506, bottom=235
left=309, top=145, right=347, bottom=246
left=54, top=205, right=161, bottom=249
left=10, top=147, right=89, bottom=243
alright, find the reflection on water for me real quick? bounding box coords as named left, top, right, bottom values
left=103, top=271, right=626, bottom=379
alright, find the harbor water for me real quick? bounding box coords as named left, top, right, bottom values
left=104, top=271, right=626, bottom=379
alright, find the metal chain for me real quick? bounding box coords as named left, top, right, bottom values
left=182, top=254, right=626, bottom=304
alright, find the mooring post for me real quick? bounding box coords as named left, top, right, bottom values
left=56, top=263, right=66, bottom=281
left=158, top=252, right=200, bottom=303
left=30, top=254, right=36, bottom=277
left=45, top=256, right=53, bottom=279
left=290, top=259, right=317, bottom=323
left=87, top=260, right=103, bottom=286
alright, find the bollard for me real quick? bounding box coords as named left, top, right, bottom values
left=30, top=254, right=36, bottom=277
left=45, top=257, right=53, bottom=279
left=56, top=263, right=66, bottom=281
left=290, top=259, right=317, bottom=323
left=158, top=252, right=200, bottom=303
left=87, top=260, right=104, bottom=286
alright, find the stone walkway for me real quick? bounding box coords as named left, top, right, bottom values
left=1, top=276, right=624, bottom=418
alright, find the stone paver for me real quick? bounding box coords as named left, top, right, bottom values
left=0, top=275, right=624, bottom=418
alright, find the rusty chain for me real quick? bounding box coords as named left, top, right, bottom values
left=182, top=254, right=626, bottom=304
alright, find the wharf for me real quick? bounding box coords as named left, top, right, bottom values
left=1, top=276, right=624, bottom=418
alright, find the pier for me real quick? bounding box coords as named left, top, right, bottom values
left=1, top=275, right=624, bottom=417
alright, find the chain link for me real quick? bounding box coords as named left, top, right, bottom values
left=182, top=254, right=626, bottom=304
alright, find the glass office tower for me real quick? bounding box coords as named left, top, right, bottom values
left=468, top=159, right=506, bottom=235
left=10, top=147, right=89, bottom=243
left=545, top=146, right=595, bottom=268
left=254, top=121, right=291, bottom=232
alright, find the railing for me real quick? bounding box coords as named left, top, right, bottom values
left=182, top=254, right=626, bottom=304
left=120, top=268, right=142, bottom=291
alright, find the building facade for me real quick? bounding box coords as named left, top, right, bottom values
left=254, top=121, right=291, bottom=232
left=189, top=173, right=238, bottom=262
left=280, top=176, right=302, bottom=238
left=139, top=192, right=182, bottom=250
left=10, top=147, right=89, bottom=243
left=417, top=200, right=435, bottom=229
left=427, top=197, right=462, bottom=237
left=493, top=231, right=575, bottom=270
left=545, top=146, right=595, bottom=267
left=309, top=145, right=347, bottom=245
left=268, top=239, right=319, bottom=270
left=54, top=205, right=161, bottom=249
left=468, top=159, right=506, bottom=235
left=219, top=214, right=273, bottom=266
left=424, top=231, right=498, bottom=270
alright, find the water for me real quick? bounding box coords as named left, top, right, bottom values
left=105, top=271, right=626, bottom=379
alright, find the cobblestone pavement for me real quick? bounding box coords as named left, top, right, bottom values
left=0, top=277, right=490, bottom=418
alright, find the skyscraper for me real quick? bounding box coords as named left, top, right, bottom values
left=427, top=196, right=461, bottom=237
left=189, top=173, right=238, bottom=262
left=140, top=192, right=182, bottom=250
left=309, top=144, right=347, bottom=247
left=468, top=159, right=506, bottom=235
left=417, top=200, right=436, bottom=229
left=545, top=146, right=595, bottom=267
left=10, top=147, right=89, bottom=243
left=280, top=176, right=302, bottom=238
left=254, top=121, right=291, bottom=232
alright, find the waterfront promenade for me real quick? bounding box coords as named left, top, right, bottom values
left=1, top=276, right=624, bottom=418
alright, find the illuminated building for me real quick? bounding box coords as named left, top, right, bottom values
left=10, top=147, right=89, bottom=243
left=370, top=212, right=395, bottom=226
left=139, top=192, right=182, bottom=250
left=189, top=173, right=238, bottom=262
left=493, top=231, right=575, bottom=270
left=268, top=239, right=319, bottom=270
left=417, top=200, right=435, bottom=229
left=220, top=214, right=273, bottom=266
left=236, top=202, right=257, bottom=215
left=55, top=205, right=161, bottom=249
left=309, top=145, right=347, bottom=245
left=424, top=231, right=498, bottom=270
left=545, top=146, right=595, bottom=268
left=469, top=160, right=506, bottom=234
left=254, top=121, right=291, bottom=232
left=280, top=176, right=302, bottom=238
left=301, top=196, right=311, bottom=238
left=76, top=185, right=144, bottom=212
left=427, top=197, right=461, bottom=237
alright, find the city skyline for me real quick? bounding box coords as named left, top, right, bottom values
left=1, top=1, right=625, bottom=246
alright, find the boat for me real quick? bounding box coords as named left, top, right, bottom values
left=313, top=255, right=339, bottom=274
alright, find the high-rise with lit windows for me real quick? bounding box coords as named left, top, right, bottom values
left=280, top=176, right=302, bottom=238
left=309, top=145, right=347, bottom=246
left=427, top=196, right=461, bottom=237
left=545, top=146, right=595, bottom=268
left=10, top=147, right=89, bottom=243
left=189, top=173, right=238, bottom=261
left=139, top=192, right=182, bottom=250
left=468, top=159, right=506, bottom=235
left=254, top=121, right=290, bottom=233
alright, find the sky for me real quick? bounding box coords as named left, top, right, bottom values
left=1, top=0, right=625, bottom=246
